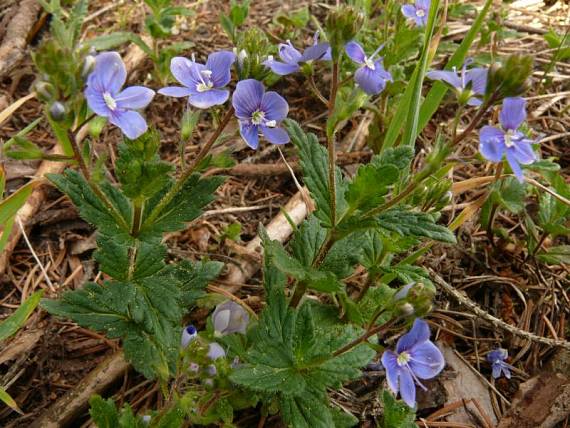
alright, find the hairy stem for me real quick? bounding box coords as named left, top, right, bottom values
left=485, top=163, right=503, bottom=244
left=143, top=107, right=234, bottom=229
left=289, top=282, right=307, bottom=309
left=327, top=60, right=340, bottom=228
left=451, top=92, right=498, bottom=147
left=332, top=317, right=399, bottom=358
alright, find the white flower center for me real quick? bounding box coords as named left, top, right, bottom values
left=251, top=110, right=265, bottom=125
left=196, top=69, right=214, bottom=92
left=504, top=129, right=516, bottom=147
left=416, top=9, right=425, bottom=17
left=364, top=56, right=376, bottom=70
left=397, top=351, right=411, bottom=366
left=103, top=92, right=117, bottom=111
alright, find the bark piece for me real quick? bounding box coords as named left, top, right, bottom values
left=0, top=0, right=41, bottom=77
left=497, top=373, right=570, bottom=428
left=439, top=344, right=498, bottom=426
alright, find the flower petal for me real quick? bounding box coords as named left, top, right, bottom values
left=115, top=86, right=155, bottom=110
left=426, top=70, right=462, bottom=89
left=399, top=368, right=417, bottom=408
left=401, top=4, right=418, bottom=19
left=239, top=123, right=260, bottom=149
left=232, top=79, right=264, bottom=119
left=416, top=0, right=430, bottom=11
left=500, top=97, right=527, bottom=131
left=89, top=52, right=127, bottom=94
left=467, top=97, right=483, bottom=106
left=381, top=350, right=400, bottom=394
left=479, top=126, right=506, bottom=163
left=396, top=319, right=431, bottom=354
left=511, top=138, right=537, bottom=165
left=302, top=42, right=330, bottom=62
left=85, top=87, right=111, bottom=117
left=261, top=126, right=289, bottom=145
left=492, top=363, right=502, bottom=379
left=213, top=309, right=231, bottom=333
left=263, top=59, right=300, bottom=76
left=158, top=86, right=194, bottom=97
left=170, top=56, right=199, bottom=88
left=345, top=41, right=366, bottom=64
left=188, top=88, right=229, bottom=109
left=206, top=50, right=236, bottom=88
left=506, top=149, right=524, bottom=182
left=355, top=66, right=388, bottom=95
left=466, top=68, right=488, bottom=95
left=261, top=91, right=289, bottom=121
left=278, top=41, right=303, bottom=65
left=408, top=341, right=445, bottom=379
left=416, top=15, right=428, bottom=27
left=109, top=110, right=148, bottom=140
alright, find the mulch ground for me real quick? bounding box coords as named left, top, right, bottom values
left=0, top=0, right=569, bottom=426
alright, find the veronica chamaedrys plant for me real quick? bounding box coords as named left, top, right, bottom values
left=487, top=348, right=514, bottom=379
left=381, top=319, right=445, bottom=408
left=479, top=97, right=537, bottom=182
left=401, top=0, right=431, bottom=27
left=426, top=60, right=488, bottom=106
left=263, top=36, right=330, bottom=75
left=345, top=41, right=392, bottom=95
left=207, top=342, right=226, bottom=360
left=84, top=52, right=155, bottom=139
left=232, top=79, right=290, bottom=149
left=212, top=300, right=249, bottom=336
left=158, top=51, right=236, bottom=109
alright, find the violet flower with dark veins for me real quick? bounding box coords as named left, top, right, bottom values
left=159, top=51, right=236, bottom=109
left=426, top=60, right=488, bottom=106
left=381, top=319, right=445, bottom=408
left=263, top=35, right=330, bottom=76
left=345, top=41, right=392, bottom=95
left=84, top=52, right=155, bottom=140
left=487, top=348, right=514, bottom=379
left=401, top=0, right=430, bottom=27
left=479, top=97, right=537, bottom=182
left=232, top=79, right=290, bottom=149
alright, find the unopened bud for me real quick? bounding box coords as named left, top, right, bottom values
left=82, top=55, right=96, bottom=78
left=325, top=6, right=364, bottom=59
left=486, top=55, right=533, bottom=99
left=35, top=81, right=55, bottom=102
left=49, top=101, right=67, bottom=121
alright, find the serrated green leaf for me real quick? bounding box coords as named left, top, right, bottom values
left=284, top=119, right=348, bottom=228
left=496, top=177, right=525, bottom=213
left=0, top=290, right=44, bottom=341
left=89, top=395, right=146, bottom=428
left=537, top=245, right=570, bottom=265
left=382, top=390, right=417, bottom=428
left=290, top=215, right=327, bottom=268
left=372, top=147, right=415, bottom=172
left=377, top=208, right=456, bottom=243
left=280, top=388, right=334, bottom=428
left=346, top=163, right=399, bottom=212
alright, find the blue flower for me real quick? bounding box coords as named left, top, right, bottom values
left=479, top=97, right=537, bottom=182
left=345, top=41, right=392, bottom=95
left=212, top=300, right=249, bottom=336
left=84, top=52, right=155, bottom=139
left=381, top=319, right=445, bottom=408
left=401, top=0, right=430, bottom=27
left=487, top=348, right=514, bottom=379
left=426, top=60, right=488, bottom=106
left=232, top=79, right=290, bottom=149
left=263, top=35, right=331, bottom=76
left=207, top=342, right=226, bottom=360
left=159, top=51, right=236, bottom=109
left=181, top=324, right=198, bottom=348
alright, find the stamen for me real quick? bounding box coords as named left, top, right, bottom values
left=364, top=56, right=376, bottom=70
left=103, top=92, right=117, bottom=111
left=504, top=129, right=515, bottom=147
left=265, top=120, right=277, bottom=128
left=251, top=110, right=266, bottom=125
left=416, top=9, right=425, bottom=17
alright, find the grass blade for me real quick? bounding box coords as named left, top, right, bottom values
left=0, top=387, right=23, bottom=415
left=0, top=289, right=45, bottom=341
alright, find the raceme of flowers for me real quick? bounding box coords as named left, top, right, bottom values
left=381, top=318, right=445, bottom=408
left=479, top=97, right=537, bottom=182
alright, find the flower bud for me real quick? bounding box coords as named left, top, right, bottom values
left=142, top=415, right=151, bottom=424
left=393, top=282, right=435, bottom=318
left=486, top=55, right=533, bottom=99
left=325, top=6, right=364, bottom=59
left=181, top=324, right=198, bottom=348
left=207, top=342, right=226, bottom=360
left=49, top=101, right=67, bottom=121
left=206, top=365, right=217, bottom=376
left=35, top=81, right=55, bottom=102
left=212, top=300, right=249, bottom=336
left=82, top=54, right=96, bottom=78
left=189, top=362, right=200, bottom=373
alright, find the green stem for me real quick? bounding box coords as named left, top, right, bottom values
left=327, top=60, right=340, bottom=229
left=143, top=107, right=234, bottom=229
left=332, top=316, right=399, bottom=358
left=485, top=163, right=503, bottom=244
left=451, top=92, right=498, bottom=147
left=289, top=282, right=307, bottom=309
left=451, top=105, right=464, bottom=141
